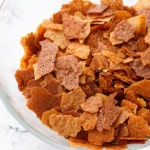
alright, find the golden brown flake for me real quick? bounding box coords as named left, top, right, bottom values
left=66, top=42, right=90, bottom=59
left=41, top=19, right=63, bottom=30
left=81, top=95, right=103, bottom=113
left=61, top=86, right=86, bottom=112
left=44, top=29, right=70, bottom=49
left=41, top=108, right=60, bottom=127
left=101, top=0, right=123, bottom=9
left=90, top=52, right=109, bottom=71
left=88, top=128, right=115, bottom=145
left=27, top=87, right=61, bottom=118
left=102, top=50, right=123, bottom=64
left=121, top=99, right=137, bottom=114
left=138, top=108, right=150, bottom=125
left=80, top=112, right=98, bottom=131
left=15, top=69, right=34, bottom=91
left=125, top=80, right=150, bottom=100
left=49, top=114, right=82, bottom=137
left=40, top=74, right=63, bottom=94
left=127, top=115, right=150, bottom=138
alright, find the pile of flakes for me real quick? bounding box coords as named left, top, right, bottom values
left=15, top=0, right=150, bottom=147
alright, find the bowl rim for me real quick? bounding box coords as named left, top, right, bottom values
left=0, top=0, right=7, bottom=12
left=0, top=0, right=150, bottom=149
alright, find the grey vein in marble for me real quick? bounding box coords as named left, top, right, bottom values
left=8, top=125, right=28, bottom=134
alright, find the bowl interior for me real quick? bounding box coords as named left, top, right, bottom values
left=0, top=0, right=149, bottom=150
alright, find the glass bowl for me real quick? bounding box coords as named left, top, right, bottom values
left=0, top=0, right=149, bottom=149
